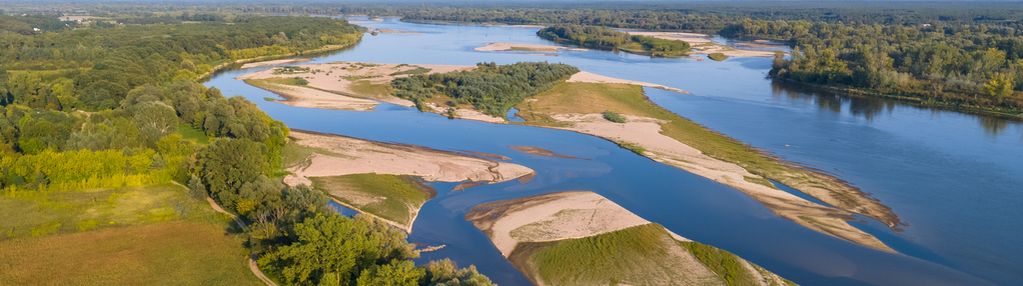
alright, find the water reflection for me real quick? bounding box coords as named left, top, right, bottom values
left=770, top=82, right=1020, bottom=134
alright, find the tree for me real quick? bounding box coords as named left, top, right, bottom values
left=984, top=73, right=1015, bottom=100
left=356, top=260, right=425, bottom=286
left=423, top=259, right=495, bottom=286
left=131, top=101, right=178, bottom=146
left=259, top=214, right=416, bottom=285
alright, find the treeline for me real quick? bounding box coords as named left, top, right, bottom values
left=744, top=20, right=1023, bottom=114
left=1, top=14, right=495, bottom=285
left=392, top=62, right=578, bottom=117
left=537, top=25, right=689, bottom=57
left=0, top=16, right=361, bottom=111
left=394, top=6, right=1023, bottom=116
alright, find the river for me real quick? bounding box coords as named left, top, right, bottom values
left=205, top=17, right=1023, bottom=285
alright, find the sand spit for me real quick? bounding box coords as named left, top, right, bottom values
left=548, top=113, right=894, bottom=252
left=239, top=61, right=473, bottom=108
left=567, top=71, right=688, bottom=94
left=253, top=82, right=379, bottom=111
left=466, top=191, right=653, bottom=256
left=283, top=130, right=534, bottom=187
left=423, top=102, right=507, bottom=123
left=239, top=58, right=309, bottom=69
left=510, top=145, right=580, bottom=159
left=626, top=31, right=778, bottom=58
left=475, top=42, right=587, bottom=52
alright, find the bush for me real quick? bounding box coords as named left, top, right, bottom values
left=602, top=111, right=627, bottom=123
left=708, top=53, right=729, bottom=61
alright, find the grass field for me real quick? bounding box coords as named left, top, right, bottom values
left=177, top=124, right=210, bottom=144
left=310, top=174, right=433, bottom=226
left=509, top=223, right=789, bottom=286
left=348, top=79, right=393, bottom=99
left=0, top=184, right=259, bottom=285
left=0, top=185, right=219, bottom=238
left=0, top=222, right=260, bottom=285
left=516, top=82, right=870, bottom=212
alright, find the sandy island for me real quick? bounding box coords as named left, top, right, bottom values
left=475, top=42, right=587, bottom=53
left=284, top=130, right=534, bottom=187
left=627, top=31, right=778, bottom=58
left=466, top=191, right=790, bottom=286
left=545, top=113, right=893, bottom=252
left=238, top=61, right=473, bottom=109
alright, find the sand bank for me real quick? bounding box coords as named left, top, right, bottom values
left=467, top=191, right=650, bottom=256
left=547, top=113, right=893, bottom=252
left=475, top=42, right=586, bottom=52
left=567, top=71, right=688, bottom=94
left=239, top=62, right=473, bottom=108
left=283, top=130, right=534, bottom=187
left=247, top=80, right=379, bottom=111
left=510, top=146, right=579, bottom=159
left=626, top=31, right=778, bottom=58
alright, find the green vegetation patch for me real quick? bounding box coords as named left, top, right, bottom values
left=392, top=62, right=579, bottom=117
left=389, top=66, right=432, bottom=76
left=0, top=184, right=222, bottom=239
left=602, top=110, right=627, bottom=123
left=310, top=174, right=433, bottom=226
left=176, top=124, right=210, bottom=144
left=510, top=224, right=716, bottom=286
left=349, top=79, right=394, bottom=99
left=708, top=52, right=729, bottom=61
left=0, top=221, right=259, bottom=285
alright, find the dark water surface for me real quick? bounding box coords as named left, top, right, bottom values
left=205, top=17, right=1022, bottom=285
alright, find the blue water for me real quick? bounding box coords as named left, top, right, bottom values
left=204, top=17, right=1023, bottom=285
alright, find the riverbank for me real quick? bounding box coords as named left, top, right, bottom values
left=774, top=78, right=1023, bottom=120
left=515, top=80, right=897, bottom=252
left=282, top=130, right=534, bottom=231
left=466, top=191, right=792, bottom=286
left=239, top=62, right=898, bottom=252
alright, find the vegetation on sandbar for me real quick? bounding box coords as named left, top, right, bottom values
left=391, top=62, right=579, bottom=117
left=538, top=25, right=690, bottom=57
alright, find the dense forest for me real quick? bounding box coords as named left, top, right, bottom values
left=395, top=6, right=1023, bottom=116
left=0, top=14, right=492, bottom=285
left=537, top=25, right=689, bottom=57
left=392, top=62, right=579, bottom=117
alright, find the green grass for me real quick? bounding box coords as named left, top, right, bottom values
left=511, top=224, right=730, bottom=286
left=389, top=66, right=431, bottom=76
left=682, top=242, right=762, bottom=286
left=176, top=124, right=209, bottom=145
left=602, top=110, right=627, bottom=123
left=310, top=174, right=432, bottom=226
left=349, top=79, right=393, bottom=98
left=0, top=185, right=221, bottom=239
left=708, top=53, right=729, bottom=61
left=0, top=184, right=259, bottom=285
left=0, top=222, right=259, bottom=285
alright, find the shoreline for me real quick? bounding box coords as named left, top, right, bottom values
left=237, top=60, right=897, bottom=252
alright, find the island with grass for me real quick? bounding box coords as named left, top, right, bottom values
left=466, top=191, right=794, bottom=286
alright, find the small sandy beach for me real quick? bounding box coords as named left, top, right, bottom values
left=284, top=130, right=534, bottom=187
